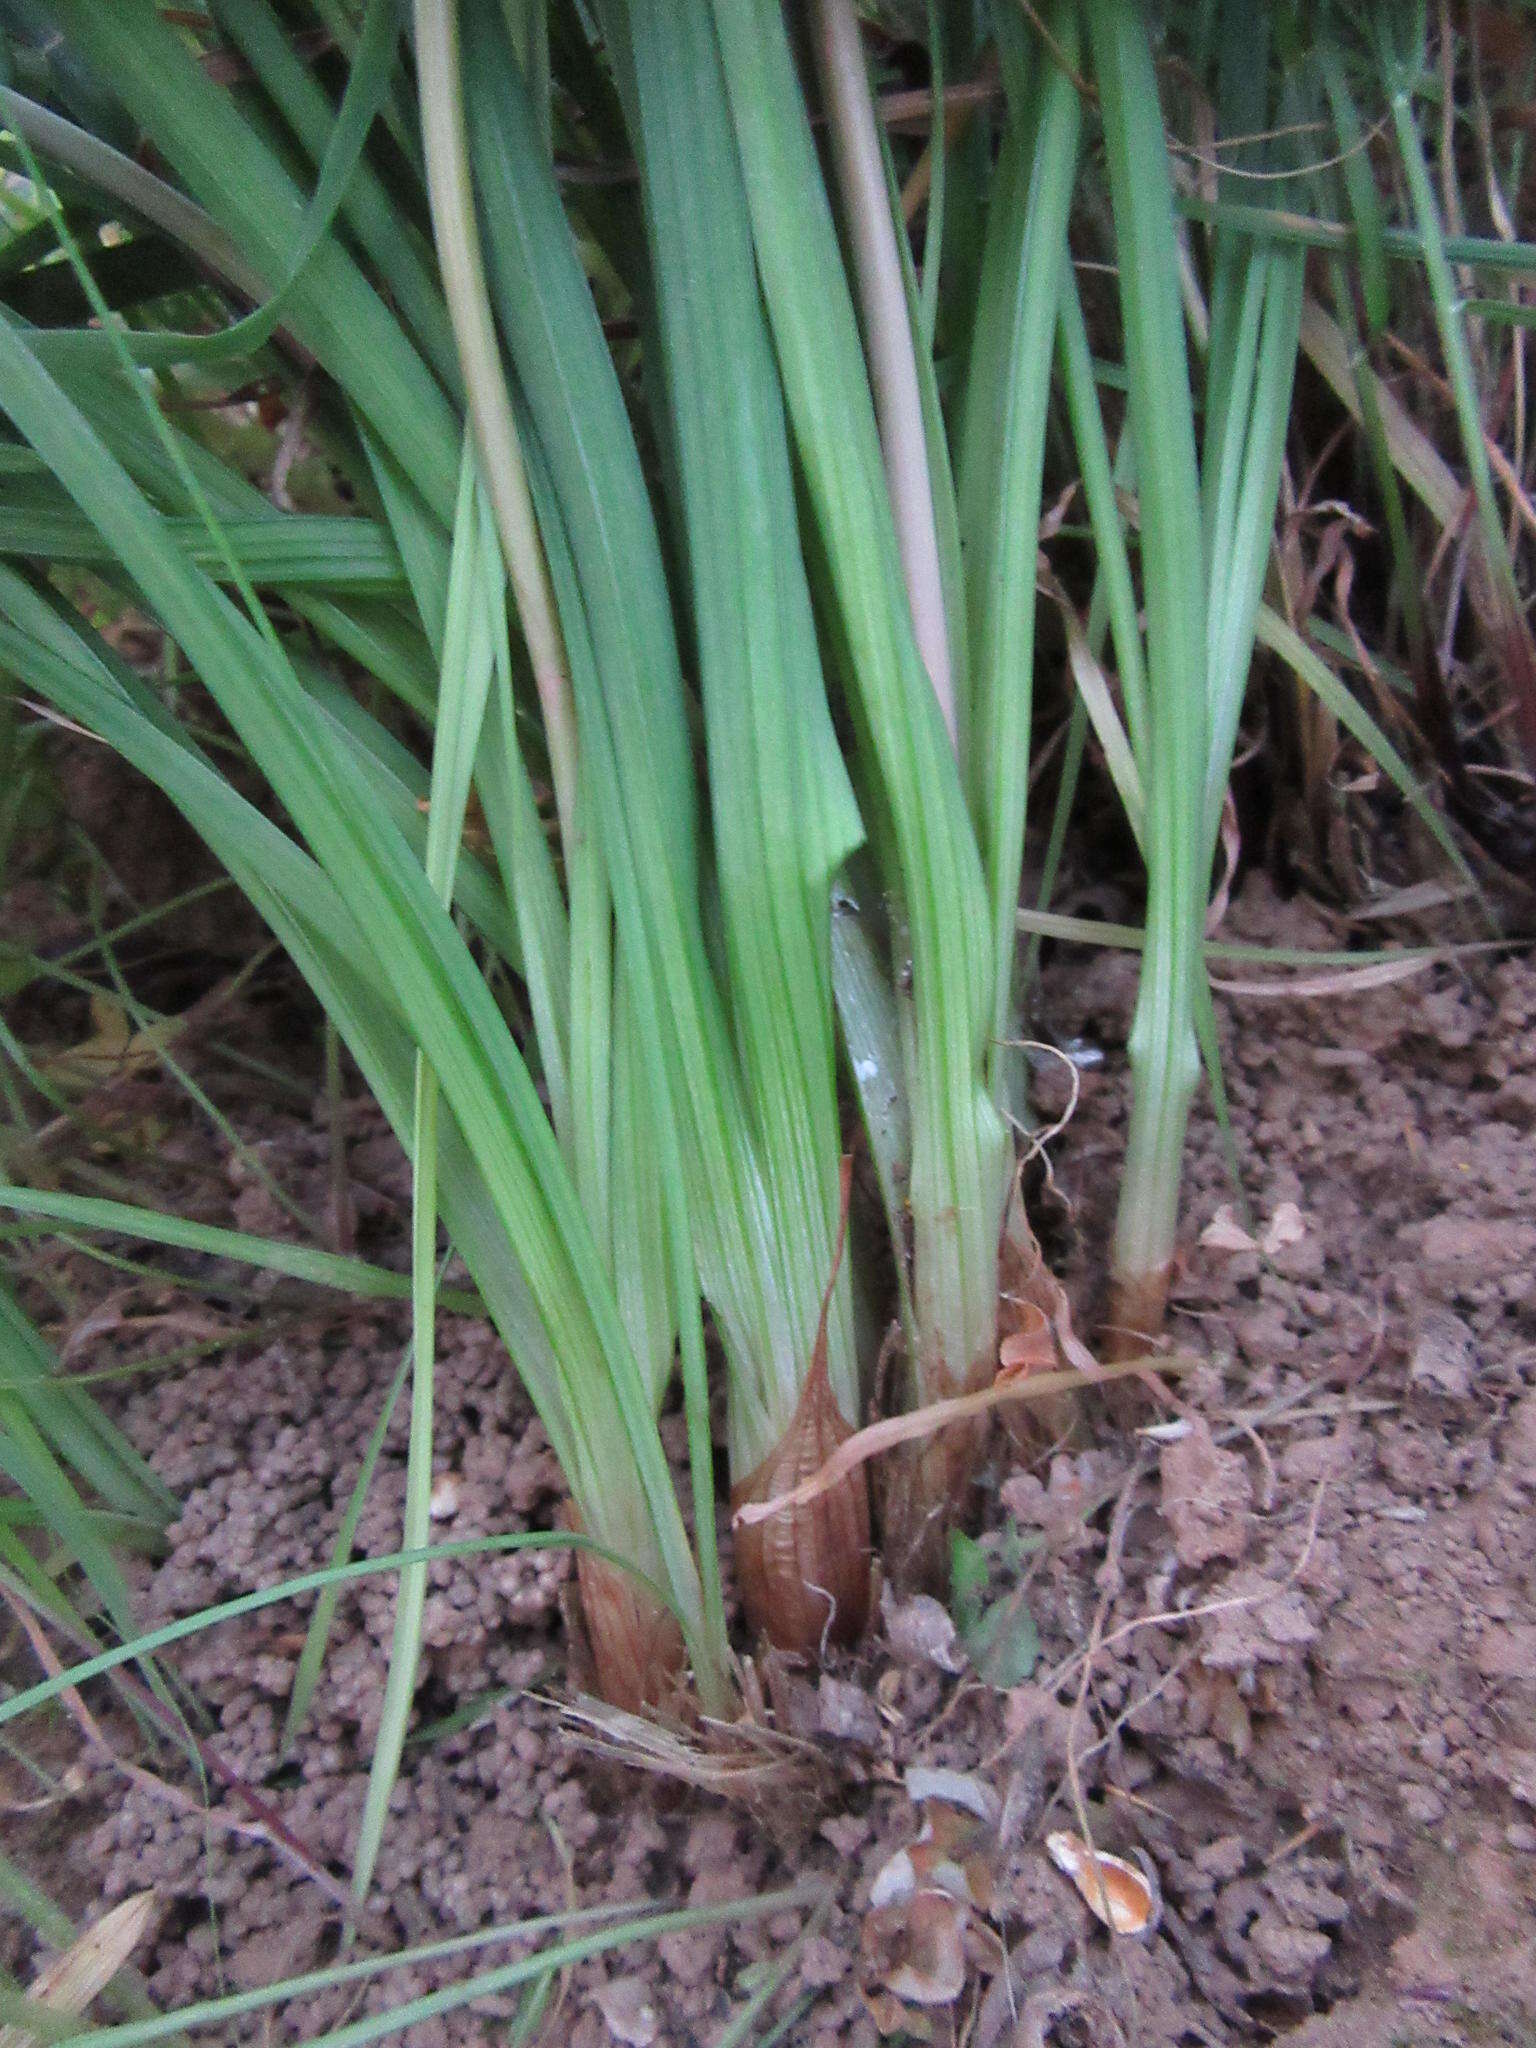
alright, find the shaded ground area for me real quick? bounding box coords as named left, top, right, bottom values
left=4, top=875, right=1535, bottom=2044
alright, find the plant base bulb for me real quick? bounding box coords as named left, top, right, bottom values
left=1103, top=1265, right=1172, bottom=1362
left=879, top=1414, right=987, bottom=1594
left=886, top=1195, right=1096, bottom=1586
left=563, top=1509, right=687, bottom=1714
left=732, top=1362, right=872, bottom=1656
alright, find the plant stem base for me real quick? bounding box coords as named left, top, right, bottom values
left=879, top=1407, right=987, bottom=1596
left=563, top=1506, right=687, bottom=1714
left=1103, top=1265, right=1172, bottom=1361
left=732, top=1362, right=872, bottom=1655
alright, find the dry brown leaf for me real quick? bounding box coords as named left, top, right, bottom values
left=880, top=1587, right=966, bottom=1673
left=999, top=1192, right=1100, bottom=1381
left=1260, top=1202, right=1307, bottom=1255
left=864, top=1986, right=934, bottom=2039
left=37, top=995, right=181, bottom=1094
left=1201, top=1202, right=1307, bottom=1258
left=1045, top=1831, right=1157, bottom=1936
left=1200, top=1204, right=1258, bottom=1253
left=862, top=1768, right=1004, bottom=2030
left=731, top=1155, right=872, bottom=1653
left=904, top=1767, right=1001, bottom=1827
left=1209, top=954, right=1441, bottom=999
left=0, top=1892, right=157, bottom=2048
left=860, top=1889, right=969, bottom=2008
left=1206, top=791, right=1241, bottom=935
left=997, top=1304, right=1055, bottom=1380
left=1189, top=1668, right=1255, bottom=1757
left=733, top=1354, right=1179, bottom=1531
left=868, top=1801, right=993, bottom=1912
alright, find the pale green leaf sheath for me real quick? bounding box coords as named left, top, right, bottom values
left=461, top=8, right=776, bottom=1385
left=1084, top=0, right=1208, bottom=1350
left=598, top=0, right=871, bottom=1648
left=706, top=0, right=1008, bottom=1437
left=956, top=3, right=1082, bottom=1099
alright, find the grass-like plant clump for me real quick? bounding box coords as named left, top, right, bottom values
left=0, top=0, right=1529, bottom=2033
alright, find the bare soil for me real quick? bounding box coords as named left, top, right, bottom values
left=5, top=872, right=1536, bottom=2046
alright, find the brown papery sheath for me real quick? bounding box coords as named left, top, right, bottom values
left=1103, top=1264, right=1172, bottom=1363
left=565, top=1505, right=686, bottom=1714
left=731, top=1357, right=872, bottom=1655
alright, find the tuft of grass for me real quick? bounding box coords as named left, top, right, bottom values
left=0, top=13, right=1520, bottom=2031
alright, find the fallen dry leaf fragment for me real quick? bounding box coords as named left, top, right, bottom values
left=869, top=1843, right=921, bottom=1910
left=1200, top=1204, right=1258, bottom=1253
left=1260, top=1202, right=1307, bottom=1256
left=1045, top=1831, right=1157, bottom=1936
left=863, top=1986, right=934, bottom=2039
left=997, top=1304, right=1055, bottom=1381
left=904, top=1765, right=1001, bottom=1827
left=1189, top=1667, right=1255, bottom=1757
left=37, top=994, right=182, bottom=1094
left=819, top=1672, right=882, bottom=1744
left=860, top=1770, right=1006, bottom=2030
left=881, top=1586, right=966, bottom=1673
left=867, top=1801, right=991, bottom=1911
left=860, top=1888, right=969, bottom=2008
left=0, top=1892, right=157, bottom=2048
left=1201, top=1201, right=1307, bottom=1258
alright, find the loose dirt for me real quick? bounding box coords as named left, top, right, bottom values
left=4, top=872, right=1535, bottom=2046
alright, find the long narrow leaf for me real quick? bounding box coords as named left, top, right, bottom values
left=0, top=325, right=716, bottom=1689
left=708, top=0, right=1008, bottom=1401
left=956, top=4, right=1081, bottom=1087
